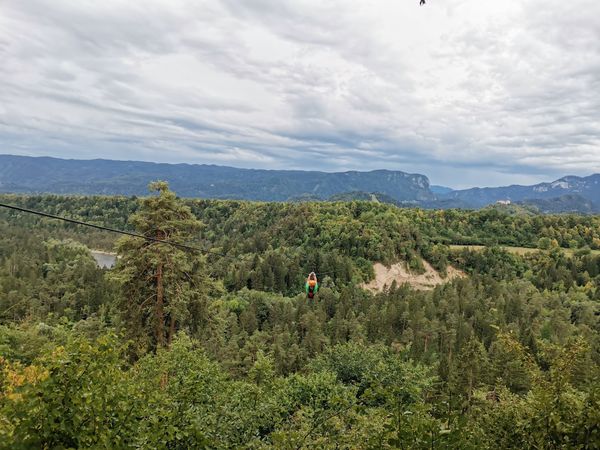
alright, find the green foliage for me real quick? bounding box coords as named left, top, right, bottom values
left=0, top=192, right=599, bottom=448
left=1, top=334, right=139, bottom=449
left=110, top=182, right=218, bottom=352
left=0, top=223, right=117, bottom=326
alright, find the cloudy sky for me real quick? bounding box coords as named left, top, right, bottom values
left=1, top=0, right=599, bottom=188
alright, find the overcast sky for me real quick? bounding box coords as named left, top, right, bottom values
left=1, top=0, right=599, bottom=188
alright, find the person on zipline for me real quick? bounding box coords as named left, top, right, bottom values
left=305, top=272, right=319, bottom=299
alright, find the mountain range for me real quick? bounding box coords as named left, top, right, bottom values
left=0, top=155, right=433, bottom=202
left=443, top=175, right=600, bottom=209
left=0, top=155, right=598, bottom=213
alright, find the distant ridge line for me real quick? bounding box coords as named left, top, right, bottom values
left=0, top=155, right=598, bottom=213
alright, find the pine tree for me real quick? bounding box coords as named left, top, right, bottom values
left=111, top=181, right=214, bottom=353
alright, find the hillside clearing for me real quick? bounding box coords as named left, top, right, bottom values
left=362, top=261, right=465, bottom=292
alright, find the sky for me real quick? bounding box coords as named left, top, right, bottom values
left=1, top=0, right=599, bottom=188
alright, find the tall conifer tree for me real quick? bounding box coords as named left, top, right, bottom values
left=112, top=181, right=213, bottom=353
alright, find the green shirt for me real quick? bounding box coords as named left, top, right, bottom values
left=305, top=282, right=319, bottom=295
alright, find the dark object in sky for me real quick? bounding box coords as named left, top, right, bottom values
left=420, top=0, right=426, bottom=5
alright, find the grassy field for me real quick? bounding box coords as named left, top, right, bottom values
left=448, top=244, right=600, bottom=257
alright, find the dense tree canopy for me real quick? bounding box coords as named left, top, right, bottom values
left=0, top=189, right=599, bottom=448
left=110, top=181, right=217, bottom=353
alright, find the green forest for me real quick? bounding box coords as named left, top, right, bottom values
left=1, top=184, right=599, bottom=449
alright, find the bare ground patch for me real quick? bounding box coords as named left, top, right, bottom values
left=362, top=261, right=465, bottom=292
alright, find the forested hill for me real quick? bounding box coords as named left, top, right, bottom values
left=1, top=190, right=600, bottom=448
left=2, top=192, right=600, bottom=295
left=0, top=155, right=434, bottom=201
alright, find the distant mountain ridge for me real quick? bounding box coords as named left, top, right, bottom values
left=0, top=155, right=598, bottom=213
left=443, top=174, right=600, bottom=209
left=0, top=155, right=434, bottom=202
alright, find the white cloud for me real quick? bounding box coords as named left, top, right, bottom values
left=0, top=0, right=599, bottom=188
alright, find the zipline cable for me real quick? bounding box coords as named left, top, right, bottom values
left=0, top=201, right=340, bottom=278
left=0, top=201, right=234, bottom=259
left=0, top=201, right=353, bottom=317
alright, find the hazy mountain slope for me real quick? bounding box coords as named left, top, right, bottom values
left=0, top=155, right=434, bottom=202
left=430, top=185, right=454, bottom=195
left=445, top=174, right=600, bottom=208
left=1, top=155, right=598, bottom=213
left=517, top=194, right=597, bottom=214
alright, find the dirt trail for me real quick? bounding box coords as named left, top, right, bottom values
left=362, top=261, right=465, bottom=292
